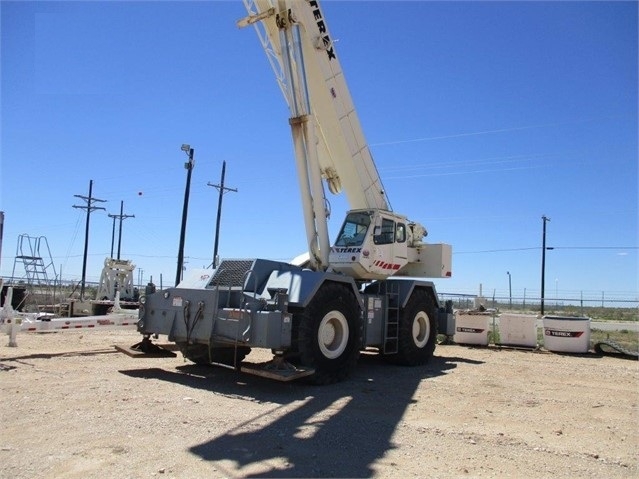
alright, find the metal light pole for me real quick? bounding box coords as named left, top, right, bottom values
left=540, top=215, right=550, bottom=315
left=176, top=144, right=194, bottom=287
left=507, top=271, right=512, bottom=309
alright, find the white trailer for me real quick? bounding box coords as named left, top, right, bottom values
left=1, top=286, right=138, bottom=347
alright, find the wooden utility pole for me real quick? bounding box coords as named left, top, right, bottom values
left=207, top=161, right=237, bottom=268
left=108, top=201, right=135, bottom=260
left=73, top=180, right=106, bottom=299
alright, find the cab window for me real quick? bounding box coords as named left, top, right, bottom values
left=335, top=212, right=371, bottom=246
left=374, top=218, right=395, bottom=245
left=396, top=223, right=406, bottom=243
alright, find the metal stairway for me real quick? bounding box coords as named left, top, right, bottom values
left=11, top=234, right=58, bottom=311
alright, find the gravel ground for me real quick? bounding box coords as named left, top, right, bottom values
left=1, top=329, right=637, bottom=478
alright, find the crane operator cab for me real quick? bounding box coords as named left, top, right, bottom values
left=330, top=209, right=415, bottom=280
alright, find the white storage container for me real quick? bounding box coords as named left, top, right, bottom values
left=542, top=315, right=591, bottom=353
left=454, top=313, right=490, bottom=346
left=499, top=313, right=538, bottom=348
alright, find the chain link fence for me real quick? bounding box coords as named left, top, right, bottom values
left=439, top=292, right=638, bottom=321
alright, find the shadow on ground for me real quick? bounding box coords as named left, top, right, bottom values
left=2, top=348, right=119, bottom=363
left=120, top=352, right=483, bottom=478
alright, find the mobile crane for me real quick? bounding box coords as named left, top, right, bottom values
left=131, top=0, right=453, bottom=384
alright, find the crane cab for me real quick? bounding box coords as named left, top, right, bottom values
left=329, top=209, right=411, bottom=280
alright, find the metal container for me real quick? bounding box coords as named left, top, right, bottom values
left=542, top=315, right=591, bottom=353
left=454, top=312, right=490, bottom=346
left=499, top=313, right=538, bottom=348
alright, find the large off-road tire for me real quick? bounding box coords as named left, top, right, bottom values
left=295, top=283, right=362, bottom=385
left=385, top=289, right=437, bottom=366
left=177, top=342, right=251, bottom=367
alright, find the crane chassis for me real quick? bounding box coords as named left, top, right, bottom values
left=137, top=258, right=454, bottom=384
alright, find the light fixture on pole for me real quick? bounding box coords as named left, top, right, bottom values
left=175, top=144, right=195, bottom=287
left=507, top=271, right=512, bottom=309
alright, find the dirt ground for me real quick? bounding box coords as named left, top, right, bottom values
left=0, top=329, right=637, bottom=479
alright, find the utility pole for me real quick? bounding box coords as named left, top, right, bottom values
left=507, top=271, right=512, bottom=309
left=176, top=144, right=194, bottom=287
left=108, top=201, right=135, bottom=260
left=109, top=215, right=117, bottom=259
left=207, top=160, right=237, bottom=268
left=73, top=180, right=106, bottom=299
left=540, top=215, right=550, bottom=315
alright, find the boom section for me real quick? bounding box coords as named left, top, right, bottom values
left=240, top=0, right=389, bottom=212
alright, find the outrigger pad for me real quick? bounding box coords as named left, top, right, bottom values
left=114, top=340, right=177, bottom=358
left=240, top=357, right=315, bottom=382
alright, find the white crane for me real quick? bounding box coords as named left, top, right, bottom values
left=239, top=0, right=451, bottom=279
left=131, top=1, right=455, bottom=384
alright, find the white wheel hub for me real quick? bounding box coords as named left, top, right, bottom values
left=318, top=310, right=349, bottom=359
left=412, top=311, right=431, bottom=348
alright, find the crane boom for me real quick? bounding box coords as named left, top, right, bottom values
left=241, top=0, right=390, bottom=213
left=240, top=0, right=451, bottom=280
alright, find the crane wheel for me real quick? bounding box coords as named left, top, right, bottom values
left=295, top=283, right=362, bottom=385
left=177, top=342, right=251, bottom=367
left=385, top=289, right=437, bottom=366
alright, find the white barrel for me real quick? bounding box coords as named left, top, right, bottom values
left=499, top=313, right=538, bottom=348
left=454, top=313, right=490, bottom=346
left=542, top=315, right=591, bottom=353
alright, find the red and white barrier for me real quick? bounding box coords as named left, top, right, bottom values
left=1, top=286, right=138, bottom=347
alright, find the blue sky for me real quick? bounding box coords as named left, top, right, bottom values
left=1, top=0, right=637, bottom=304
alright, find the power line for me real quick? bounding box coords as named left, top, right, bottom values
left=454, top=247, right=539, bottom=254
left=370, top=114, right=623, bottom=147
left=550, top=246, right=638, bottom=250
left=453, top=246, right=637, bottom=255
